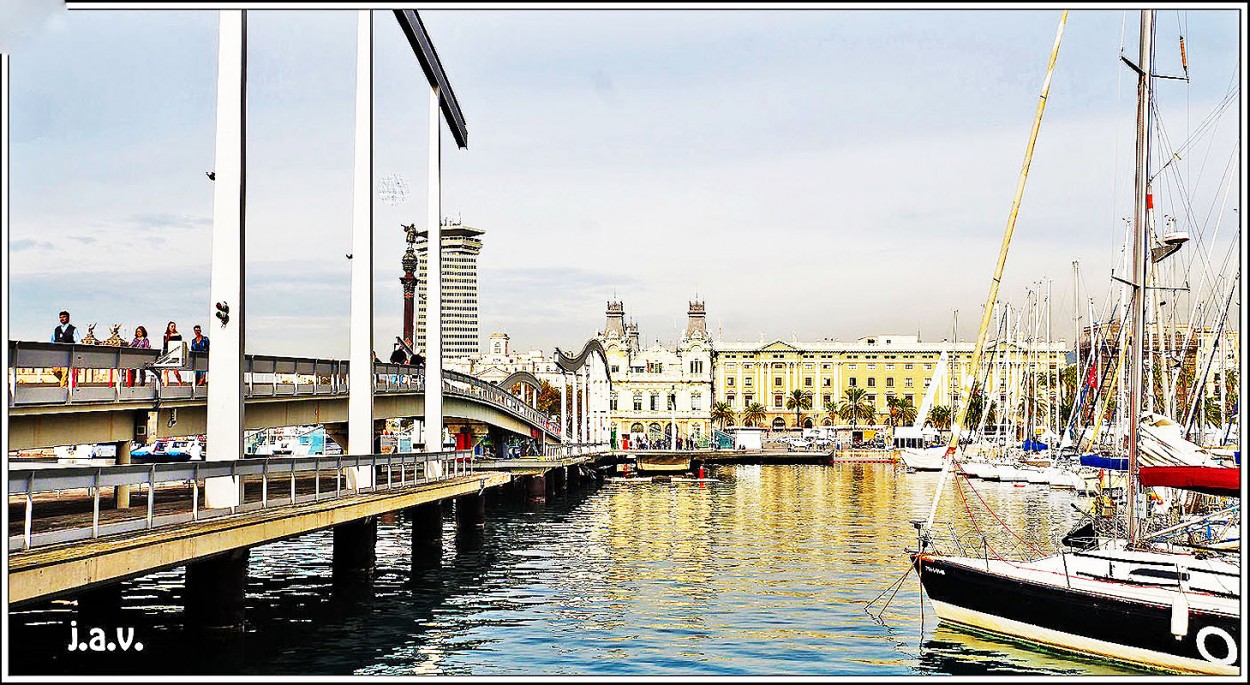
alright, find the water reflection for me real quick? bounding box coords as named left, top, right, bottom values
left=8, top=465, right=1137, bottom=676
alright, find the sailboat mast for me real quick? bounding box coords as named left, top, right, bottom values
left=922, top=11, right=1069, bottom=536
left=1126, top=9, right=1155, bottom=546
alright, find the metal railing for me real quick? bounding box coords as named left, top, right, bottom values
left=9, top=341, right=561, bottom=438
left=540, top=442, right=612, bottom=460
left=8, top=449, right=474, bottom=552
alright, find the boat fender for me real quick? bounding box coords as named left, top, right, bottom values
left=1169, top=591, right=1189, bottom=639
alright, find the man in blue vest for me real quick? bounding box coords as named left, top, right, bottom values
left=51, top=310, right=79, bottom=388
left=189, top=325, right=210, bottom=385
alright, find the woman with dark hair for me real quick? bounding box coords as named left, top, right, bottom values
left=128, top=325, right=150, bottom=386
left=163, top=321, right=184, bottom=385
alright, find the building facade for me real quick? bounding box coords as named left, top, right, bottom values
left=415, top=224, right=484, bottom=360
left=444, top=332, right=566, bottom=387
left=712, top=334, right=1070, bottom=432
left=601, top=300, right=714, bottom=447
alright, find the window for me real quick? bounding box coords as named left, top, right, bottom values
left=691, top=393, right=702, bottom=410
left=886, top=378, right=895, bottom=388
left=745, top=394, right=754, bottom=405
left=822, top=377, right=831, bottom=387
left=774, top=394, right=783, bottom=408
left=905, top=378, right=914, bottom=388
left=727, top=393, right=735, bottom=406
left=924, top=378, right=931, bottom=388
left=849, top=377, right=858, bottom=387
left=633, top=393, right=643, bottom=411
left=610, top=393, right=618, bottom=411
left=905, top=394, right=914, bottom=404
left=650, top=393, right=659, bottom=411
left=804, top=377, right=813, bottom=387
left=924, top=363, right=933, bottom=370
left=725, top=363, right=737, bottom=370
left=847, top=363, right=857, bottom=369
left=886, top=363, right=894, bottom=370
left=727, top=377, right=736, bottom=387
left=867, top=364, right=876, bottom=370
left=744, top=377, right=753, bottom=387
left=774, top=377, right=782, bottom=386
left=867, top=394, right=876, bottom=404
left=610, top=364, right=620, bottom=373
left=804, top=363, right=814, bottom=370
left=822, top=363, right=832, bottom=370
left=691, top=360, right=704, bottom=374
left=867, top=378, right=876, bottom=387
left=822, top=394, right=831, bottom=406
left=904, top=363, right=914, bottom=370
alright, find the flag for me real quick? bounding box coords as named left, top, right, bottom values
left=1085, top=363, right=1098, bottom=389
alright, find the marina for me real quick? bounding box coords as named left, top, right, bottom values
left=3, top=3, right=1242, bottom=679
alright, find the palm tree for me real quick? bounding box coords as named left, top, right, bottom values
left=710, top=401, right=736, bottom=430
left=929, top=405, right=952, bottom=431
left=785, top=389, right=812, bottom=430
left=824, top=398, right=840, bottom=426
left=838, top=387, right=874, bottom=427
left=887, top=394, right=918, bottom=427
left=741, top=402, right=767, bottom=428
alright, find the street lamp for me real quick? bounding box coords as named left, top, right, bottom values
left=669, top=384, right=678, bottom=450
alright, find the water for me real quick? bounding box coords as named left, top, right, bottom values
left=8, top=464, right=1143, bottom=676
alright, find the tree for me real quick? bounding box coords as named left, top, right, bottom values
left=785, top=389, right=812, bottom=430
left=929, top=405, right=952, bottom=430
left=838, top=387, right=874, bottom=427
left=741, top=402, right=767, bottom=427
left=535, top=380, right=561, bottom=416
left=710, top=401, right=736, bottom=430
left=824, top=398, right=841, bottom=426
left=887, top=394, right=918, bottom=427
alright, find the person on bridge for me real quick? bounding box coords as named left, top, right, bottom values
left=162, top=321, right=184, bottom=385
left=51, top=310, right=80, bottom=388
left=190, top=325, right=210, bottom=385
left=127, top=325, right=151, bottom=386
left=389, top=341, right=408, bottom=364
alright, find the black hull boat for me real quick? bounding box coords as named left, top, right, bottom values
left=913, top=550, right=1240, bottom=674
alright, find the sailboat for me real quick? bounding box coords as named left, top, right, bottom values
left=910, top=11, right=1240, bottom=675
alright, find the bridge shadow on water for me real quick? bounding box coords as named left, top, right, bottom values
left=8, top=478, right=603, bottom=676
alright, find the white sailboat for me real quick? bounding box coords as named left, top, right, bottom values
left=910, top=11, right=1240, bottom=674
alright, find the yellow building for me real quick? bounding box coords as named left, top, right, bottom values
left=711, top=334, right=1070, bottom=433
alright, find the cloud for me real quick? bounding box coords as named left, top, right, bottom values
left=128, top=212, right=212, bottom=230
left=11, top=238, right=51, bottom=251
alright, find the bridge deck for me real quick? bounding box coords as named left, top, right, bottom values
left=9, top=471, right=509, bottom=606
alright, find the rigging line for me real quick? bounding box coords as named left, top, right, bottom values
left=1157, top=137, right=1235, bottom=296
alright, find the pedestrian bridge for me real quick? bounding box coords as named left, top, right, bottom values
left=7, top=341, right=562, bottom=452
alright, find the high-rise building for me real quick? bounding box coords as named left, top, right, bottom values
left=415, top=224, right=484, bottom=360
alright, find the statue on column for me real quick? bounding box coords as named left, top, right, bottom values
left=402, top=222, right=418, bottom=245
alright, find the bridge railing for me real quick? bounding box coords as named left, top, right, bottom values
left=8, top=449, right=475, bottom=552
left=8, top=341, right=560, bottom=437
left=540, top=442, right=612, bottom=460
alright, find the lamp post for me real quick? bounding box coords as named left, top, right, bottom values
left=670, top=384, right=677, bottom=450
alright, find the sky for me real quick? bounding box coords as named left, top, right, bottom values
left=2, top=2, right=1244, bottom=359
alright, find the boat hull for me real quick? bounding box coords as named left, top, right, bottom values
left=913, top=554, right=1240, bottom=674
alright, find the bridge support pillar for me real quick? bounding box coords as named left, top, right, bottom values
left=113, top=440, right=132, bottom=509
left=526, top=475, right=546, bottom=503
left=455, top=493, right=485, bottom=532
left=185, top=548, right=250, bottom=632
left=333, top=516, right=377, bottom=587
left=550, top=466, right=566, bottom=492
left=409, top=502, right=443, bottom=569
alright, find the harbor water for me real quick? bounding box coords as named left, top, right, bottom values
left=9, top=463, right=1143, bottom=676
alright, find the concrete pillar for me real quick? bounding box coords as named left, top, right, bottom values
left=205, top=9, right=247, bottom=510
left=113, top=440, right=131, bottom=509
left=560, top=372, right=567, bottom=445
left=347, top=9, right=376, bottom=492
left=455, top=493, right=485, bottom=531
left=526, top=475, right=546, bottom=503
left=185, top=548, right=250, bottom=632
left=409, top=502, right=442, bottom=569
left=333, top=516, right=377, bottom=587
left=550, top=466, right=566, bottom=491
